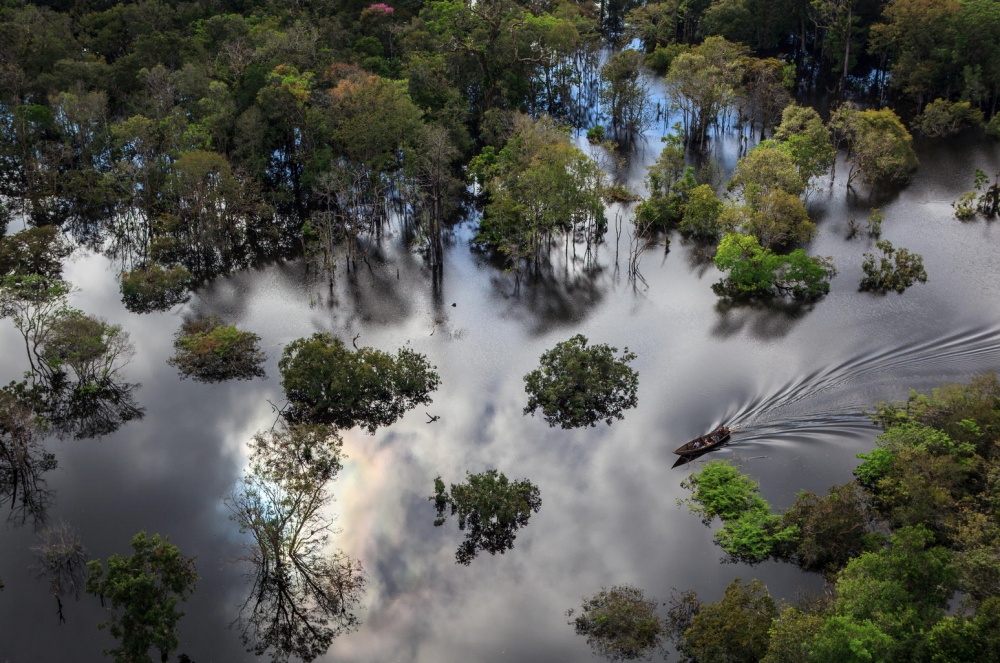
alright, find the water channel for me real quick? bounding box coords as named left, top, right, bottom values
left=2, top=84, right=1000, bottom=662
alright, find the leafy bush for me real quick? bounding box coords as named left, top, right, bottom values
left=915, top=99, right=984, bottom=137
left=859, top=240, right=927, bottom=293
left=167, top=316, right=265, bottom=383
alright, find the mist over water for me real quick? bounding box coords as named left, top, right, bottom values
left=2, top=86, right=1000, bottom=662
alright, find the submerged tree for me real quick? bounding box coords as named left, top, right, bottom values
left=85, top=531, right=199, bottom=663
left=472, top=114, right=606, bottom=271
left=829, top=105, right=918, bottom=188
left=599, top=49, right=653, bottom=143
left=31, top=521, right=88, bottom=623
left=279, top=333, right=440, bottom=433
left=676, top=578, right=778, bottom=663
left=713, top=233, right=836, bottom=302
left=569, top=584, right=664, bottom=661
left=859, top=240, right=927, bottom=293
left=168, top=316, right=265, bottom=383
left=226, top=425, right=366, bottom=663
left=431, top=469, right=542, bottom=565
left=523, top=334, right=638, bottom=429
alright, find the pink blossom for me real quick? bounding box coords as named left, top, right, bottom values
left=366, top=3, right=394, bottom=14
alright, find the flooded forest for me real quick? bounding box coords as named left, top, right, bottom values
left=2, top=0, right=1000, bottom=661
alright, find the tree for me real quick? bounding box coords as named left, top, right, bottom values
left=680, top=184, right=723, bottom=238
left=85, top=532, right=198, bottom=663
left=915, top=99, right=984, bottom=137
left=0, top=226, right=71, bottom=280
left=569, top=585, right=664, bottom=661
left=167, top=316, right=265, bottom=383
left=665, top=37, right=748, bottom=147
left=473, top=114, right=605, bottom=270
left=279, top=333, right=440, bottom=434
left=600, top=49, right=653, bottom=142
left=431, top=469, right=542, bottom=565
left=773, top=104, right=835, bottom=185
left=722, top=142, right=813, bottom=248
left=859, top=239, right=927, bottom=293
left=823, top=526, right=957, bottom=658
left=523, top=334, right=638, bottom=429
left=119, top=264, right=192, bottom=314
left=226, top=425, right=366, bottom=663
left=713, top=233, right=836, bottom=301
left=679, top=578, right=778, bottom=663
left=829, top=105, right=918, bottom=188
left=778, top=483, right=876, bottom=575
left=634, top=130, right=697, bottom=229
left=680, top=459, right=799, bottom=563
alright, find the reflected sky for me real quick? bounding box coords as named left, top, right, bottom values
left=3, top=112, right=1000, bottom=662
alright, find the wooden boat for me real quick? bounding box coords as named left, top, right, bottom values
left=673, top=425, right=731, bottom=456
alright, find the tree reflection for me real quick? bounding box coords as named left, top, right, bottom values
left=31, top=521, right=88, bottom=623
left=431, top=469, right=542, bottom=565
left=0, top=278, right=144, bottom=439
left=0, top=388, right=56, bottom=528
left=41, top=375, right=143, bottom=440
left=226, top=425, right=366, bottom=663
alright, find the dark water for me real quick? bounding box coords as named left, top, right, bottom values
left=2, top=104, right=1000, bottom=662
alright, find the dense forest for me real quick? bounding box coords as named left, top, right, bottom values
left=3, top=0, right=1000, bottom=661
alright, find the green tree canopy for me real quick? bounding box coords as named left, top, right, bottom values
left=569, top=584, right=664, bottom=662
left=85, top=532, right=198, bottom=663
left=167, top=315, right=265, bottom=383
left=523, top=334, right=638, bottom=429
left=279, top=333, right=440, bottom=434
left=431, top=469, right=542, bottom=565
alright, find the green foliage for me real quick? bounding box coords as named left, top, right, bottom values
left=829, top=525, right=957, bottom=655
left=987, top=115, right=1000, bottom=139
left=713, top=233, right=836, bottom=301
left=634, top=131, right=696, bottom=229
left=279, top=333, right=440, bottom=434
left=570, top=584, right=664, bottom=662
left=167, top=316, right=265, bottom=383
left=40, top=311, right=134, bottom=384
left=679, top=184, right=723, bottom=239
left=761, top=607, right=825, bottom=663
left=473, top=115, right=605, bottom=268
left=774, top=104, right=836, bottom=185
left=779, top=483, right=878, bottom=576
left=681, top=460, right=799, bottom=564
left=830, top=106, right=919, bottom=188
left=587, top=124, right=606, bottom=142
left=85, top=532, right=198, bottom=663
left=665, top=37, right=748, bottom=146
left=119, top=265, right=192, bottom=314
left=431, top=469, right=541, bottom=565
left=600, top=49, right=652, bottom=141
left=722, top=142, right=814, bottom=248
left=523, top=334, right=638, bottom=429
left=859, top=239, right=927, bottom=293
left=679, top=578, right=778, bottom=663
left=0, top=226, right=70, bottom=279
left=916, top=99, right=985, bottom=137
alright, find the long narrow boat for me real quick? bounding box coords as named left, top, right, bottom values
left=673, top=425, right=731, bottom=456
